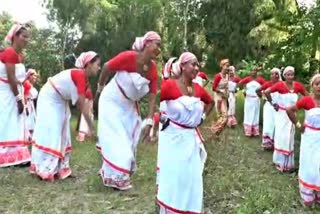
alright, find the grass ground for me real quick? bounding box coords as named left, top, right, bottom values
left=0, top=95, right=319, bottom=213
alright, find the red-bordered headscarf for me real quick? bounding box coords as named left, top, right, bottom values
left=132, top=31, right=161, bottom=51
left=75, top=51, right=98, bottom=69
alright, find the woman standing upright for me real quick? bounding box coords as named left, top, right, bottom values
left=256, top=68, right=281, bottom=150
left=265, top=66, right=307, bottom=172
left=157, top=52, right=214, bottom=213
left=30, top=51, right=100, bottom=181
left=0, top=24, right=31, bottom=167
left=211, top=59, right=230, bottom=135
left=239, top=67, right=266, bottom=137
left=23, top=69, right=39, bottom=142
left=227, top=66, right=241, bottom=128
left=96, top=31, right=161, bottom=190
left=286, top=74, right=320, bottom=206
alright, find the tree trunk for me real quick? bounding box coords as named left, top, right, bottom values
left=183, top=0, right=190, bottom=50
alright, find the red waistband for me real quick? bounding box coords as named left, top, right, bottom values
left=304, top=123, right=320, bottom=131
left=115, top=80, right=130, bottom=100
left=48, top=79, right=64, bottom=99
left=170, top=120, right=195, bottom=129
left=0, top=77, right=9, bottom=83
left=278, top=105, right=286, bottom=110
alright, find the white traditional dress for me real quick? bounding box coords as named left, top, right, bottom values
left=227, top=76, right=241, bottom=127
left=240, top=76, right=265, bottom=136
left=270, top=81, right=306, bottom=172
left=0, top=47, right=30, bottom=167
left=157, top=80, right=211, bottom=214
left=295, top=96, right=320, bottom=203
left=24, top=81, right=38, bottom=141
left=30, top=69, right=89, bottom=181
left=260, top=81, right=279, bottom=149
left=97, top=51, right=158, bottom=190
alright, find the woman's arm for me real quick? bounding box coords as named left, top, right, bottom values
left=264, top=88, right=278, bottom=111
left=147, top=92, right=156, bottom=119
left=77, top=95, right=95, bottom=135
left=6, top=64, right=24, bottom=114
left=97, top=63, right=112, bottom=93
left=286, top=105, right=298, bottom=125
left=256, top=87, right=262, bottom=98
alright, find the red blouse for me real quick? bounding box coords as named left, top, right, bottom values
left=230, top=76, right=241, bottom=83
left=161, top=79, right=213, bottom=104
left=0, top=47, right=20, bottom=64
left=106, top=51, right=158, bottom=93
left=269, top=81, right=306, bottom=94
left=239, top=76, right=265, bottom=85
left=23, top=80, right=32, bottom=97
left=70, top=69, right=89, bottom=96
left=296, top=96, right=317, bottom=110
left=212, top=73, right=222, bottom=91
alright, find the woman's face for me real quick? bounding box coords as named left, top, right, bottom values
left=181, top=59, right=199, bottom=80
left=284, top=71, right=294, bottom=82
left=270, top=71, right=279, bottom=82
left=221, top=63, right=230, bottom=74
left=29, top=74, right=38, bottom=84
left=87, top=58, right=101, bottom=76
left=312, top=76, right=320, bottom=97
left=145, top=40, right=161, bottom=60
left=13, top=29, right=30, bottom=49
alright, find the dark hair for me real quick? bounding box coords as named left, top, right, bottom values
left=16, top=26, right=28, bottom=36
left=85, top=55, right=100, bottom=68
left=64, top=54, right=77, bottom=69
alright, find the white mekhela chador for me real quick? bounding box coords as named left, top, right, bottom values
left=157, top=80, right=210, bottom=214
left=262, top=95, right=279, bottom=149
left=25, top=85, right=38, bottom=141
left=270, top=81, right=305, bottom=171
left=260, top=81, right=280, bottom=149
left=30, top=69, right=87, bottom=181
left=296, top=97, right=320, bottom=203
left=227, top=80, right=237, bottom=127
left=240, top=76, right=265, bottom=136
left=98, top=71, right=152, bottom=190
left=0, top=48, right=30, bottom=167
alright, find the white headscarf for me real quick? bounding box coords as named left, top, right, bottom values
left=270, top=67, right=282, bottom=81
left=283, top=66, right=295, bottom=76
left=132, top=31, right=161, bottom=51
left=75, top=51, right=98, bottom=69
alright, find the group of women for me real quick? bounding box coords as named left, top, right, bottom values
left=1, top=22, right=320, bottom=212
left=214, top=63, right=320, bottom=207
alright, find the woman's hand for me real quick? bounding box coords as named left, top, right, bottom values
left=140, top=125, right=152, bottom=143
left=272, top=103, right=279, bottom=111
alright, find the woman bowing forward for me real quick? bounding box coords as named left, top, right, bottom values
left=96, top=31, right=161, bottom=190
left=30, top=51, right=100, bottom=181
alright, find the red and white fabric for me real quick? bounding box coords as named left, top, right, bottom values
left=30, top=69, right=88, bottom=181
left=239, top=76, right=266, bottom=136
left=97, top=51, right=158, bottom=190
left=0, top=47, right=30, bottom=167
left=295, top=96, right=320, bottom=203
left=156, top=79, right=212, bottom=214
left=269, top=81, right=306, bottom=172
